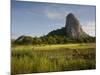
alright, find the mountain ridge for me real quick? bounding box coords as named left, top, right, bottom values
left=48, top=13, right=90, bottom=38
left=13, top=13, right=95, bottom=45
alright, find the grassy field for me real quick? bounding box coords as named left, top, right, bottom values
left=11, top=43, right=96, bottom=75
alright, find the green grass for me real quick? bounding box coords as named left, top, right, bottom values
left=11, top=43, right=96, bottom=75
left=12, top=43, right=95, bottom=50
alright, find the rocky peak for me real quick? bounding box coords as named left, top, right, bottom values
left=65, top=13, right=88, bottom=38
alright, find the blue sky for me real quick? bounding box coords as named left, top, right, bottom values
left=11, top=0, right=96, bottom=39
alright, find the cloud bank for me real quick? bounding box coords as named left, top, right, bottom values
left=82, top=22, right=95, bottom=36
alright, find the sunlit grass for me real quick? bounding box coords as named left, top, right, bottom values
left=12, top=43, right=95, bottom=51
left=11, top=43, right=96, bottom=74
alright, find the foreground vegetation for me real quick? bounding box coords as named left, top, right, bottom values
left=11, top=43, right=96, bottom=75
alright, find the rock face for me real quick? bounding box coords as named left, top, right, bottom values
left=65, top=13, right=89, bottom=38
left=48, top=13, right=89, bottom=38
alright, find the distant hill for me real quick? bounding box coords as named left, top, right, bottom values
left=48, top=27, right=66, bottom=36
left=14, top=35, right=33, bottom=45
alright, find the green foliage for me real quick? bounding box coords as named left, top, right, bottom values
left=12, top=28, right=96, bottom=45
left=48, top=27, right=66, bottom=36
left=32, top=37, right=42, bottom=45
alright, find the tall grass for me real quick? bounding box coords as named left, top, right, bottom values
left=11, top=43, right=96, bottom=74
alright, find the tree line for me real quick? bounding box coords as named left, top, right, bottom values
left=12, top=35, right=96, bottom=45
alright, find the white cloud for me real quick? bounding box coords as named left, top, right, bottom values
left=44, top=10, right=66, bottom=20
left=82, top=22, right=95, bottom=36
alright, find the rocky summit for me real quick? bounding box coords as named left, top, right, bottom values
left=65, top=13, right=89, bottom=38
left=48, top=13, right=89, bottom=39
